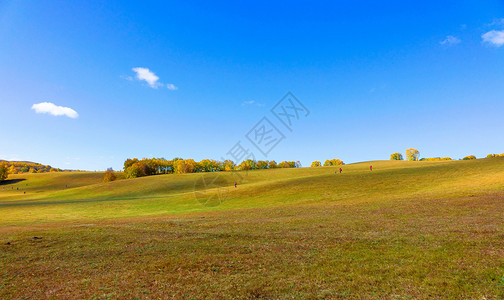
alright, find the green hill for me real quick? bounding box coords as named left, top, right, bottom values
left=1, top=158, right=504, bottom=298
left=1, top=158, right=503, bottom=225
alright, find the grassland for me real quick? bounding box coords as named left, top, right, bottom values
left=1, top=159, right=504, bottom=298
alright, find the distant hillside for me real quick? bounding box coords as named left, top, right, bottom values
left=0, top=160, right=70, bottom=174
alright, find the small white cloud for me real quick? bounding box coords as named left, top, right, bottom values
left=241, top=100, right=264, bottom=107
left=242, top=100, right=255, bottom=106
left=482, top=30, right=504, bottom=47
left=132, top=67, right=161, bottom=88
left=31, top=102, right=78, bottom=119
left=166, top=83, right=178, bottom=90
left=130, top=67, right=177, bottom=90
left=440, top=35, right=461, bottom=46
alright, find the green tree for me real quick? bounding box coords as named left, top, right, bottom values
left=199, top=159, right=218, bottom=172
left=0, top=164, right=8, bottom=181
left=390, top=153, right=403, bottom=160
left=463, top=155, right=476, bottom=160
left=311, top=161, right=321, bottom=167
left=405, top=148, right=420, bottom=161
left=237, top=159, right=257, bottom=170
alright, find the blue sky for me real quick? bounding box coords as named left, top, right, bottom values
left=1, top=1, right=503, bottom=170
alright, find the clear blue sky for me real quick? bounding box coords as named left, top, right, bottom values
left=1, top=1, right=503, bottom=171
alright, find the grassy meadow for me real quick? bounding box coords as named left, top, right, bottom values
left=1, top=158, right=504, bottom=298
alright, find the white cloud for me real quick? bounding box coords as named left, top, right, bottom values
left=31, top=102, right=78, bottom=119
left=440, top=35, right=461, bottom=46
left=482, top=30, right=504, bottom=47
left=132, top=67, right=161, bottom=88
left=166, top=83, right=178, bottom=90
left=130, top=67, right=177, bottom=90
left=241, top=100, right=264, bottom=107
left=242, top=100, right=255, bottom=106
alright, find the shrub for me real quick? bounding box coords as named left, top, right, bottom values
left=463, top=155, right=476, bottom=160
left=103, top=169, right=117, bottom=182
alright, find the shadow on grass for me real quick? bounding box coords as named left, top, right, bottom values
left=0, top=179, right=26, bottom=186
left=0, top=194, right=180, bottom=208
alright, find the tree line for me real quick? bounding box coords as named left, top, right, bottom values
left=0, top=161, right=64, bottom=174
left=310, top=159, right=344, bottom=167
left=389, top=149, right=504, bottom=161
left=122, top=158, right=301, bottom=179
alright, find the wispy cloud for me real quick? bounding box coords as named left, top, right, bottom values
left=482, top=30, right=504, bottom=47
left=242, top=100, right=255, bottom=106
left=31, top=102, right=78, bottom=119
left=166, top=83, right=178, bottom=90
left=440, top=35, right=461, bottom=46
left=489, top=18, right=504, bottom=27
left=132, top=67, right=161, bottom=88
left=120, top=74, right=133, bottom=81
left=130, top=67, right=178, bottom=90
left=241, top=100, right=264, bottom=107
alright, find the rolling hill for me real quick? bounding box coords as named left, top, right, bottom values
left=1, top=158, right=504, bottom=298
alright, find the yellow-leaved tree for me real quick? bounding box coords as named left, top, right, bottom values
left=405, top=148, right=420, bottom=161
left=390, top=153, right=403, bottom=160
left=0, top=163, right=8, bottom=181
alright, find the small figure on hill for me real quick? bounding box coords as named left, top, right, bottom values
left=339, top=168, right=342, bottom=173
left=65, top=185, right=67, bottom=188
left=234, top=182, right=237, bottom=188
left=370, top=165, right=373, bottom=171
